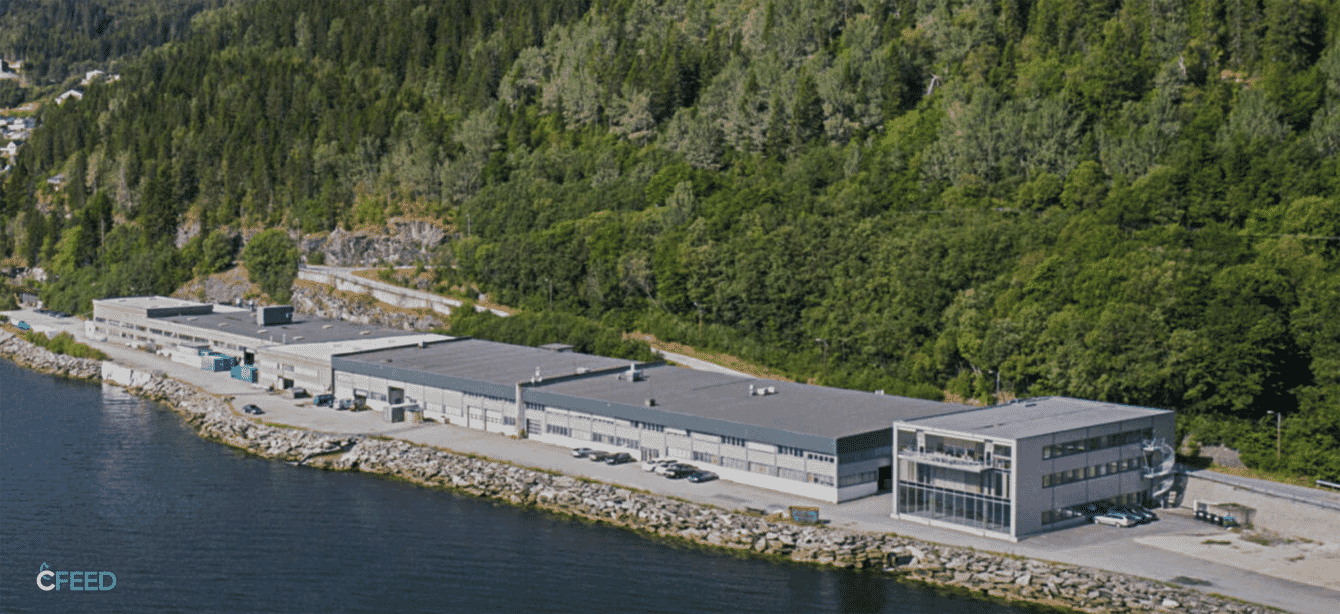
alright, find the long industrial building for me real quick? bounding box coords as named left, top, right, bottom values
left=89, top=296, right=1179, bottom=535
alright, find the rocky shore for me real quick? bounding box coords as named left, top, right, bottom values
left=0, top=330, right=103, bottom=379
left=1, top=332, right=1274, bottom=614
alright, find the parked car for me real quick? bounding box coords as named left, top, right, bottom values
left=314, top=394, right=335, bottom=407
left=665, top=465, right=698, bottom=479
left=687, top=470, right=718, bottom=483
left=336, top=399, right=354, bottom=410
left=653, top=462, right=686, bottom=476
left=1111, top=505, right=1156, bottom=523
left=642, top=459, right=676, bottom=472
left=1074, top=502, right=1106, bottom=518
left=1105, top=509, right=1143, bottom=525
left=659, top=463, right=696, bottom=478
left=604, top=453, right=635, bottom=465
left=571, top=447, right=596, bottom=458
left=1093, top=512, right=1135, bottom=527
left=242, top=404, right=264, bottom=415
left=587, top=450, right=613, bottom=462
left=290, top=387, right=308, bottom=399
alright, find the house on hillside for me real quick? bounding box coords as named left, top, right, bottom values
left=1, top=140, right=20, bottom=158
left=55, top=89, right=83, bottom=104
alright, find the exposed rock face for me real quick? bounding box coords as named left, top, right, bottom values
left=300, top=219, right=450, bottom=266
left=289, top=284, right=445, bottom=331
left=0, top=331, right=103, bottom=379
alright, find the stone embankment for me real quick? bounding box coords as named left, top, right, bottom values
left=1, top=330, right=1271, bottom=614
left=0, top=330, right=103, bottom=379
left=290, top=283, right=445, bottom=331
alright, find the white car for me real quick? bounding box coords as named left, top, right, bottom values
left=641, top=459, right=675, bottom=472
left=1093, top=512, right=1134, bottom=528
left=571, top=447, right=596, bottom=458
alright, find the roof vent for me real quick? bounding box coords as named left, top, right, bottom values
left=618, top=363, right=644, bottom=382
left=576, top=366, right=589, bottom=374
left=257, top=329, right=267, bottom=334
left=291, top=336, right=303, bottom=342
left=322, top=324, right=334, bottom=329
left=532, top=366, right=543, bottom=384
left=874, top=389, right=885, bottom=395
left=384, top=358, right=393, bottom=363
left=645, top=398, right=656, bottom=406
left=1025, top=403, right=1036, bottom=407
left=419, top=340, right=426, bottom=349
left=187, top=317, right=197, bottom=321
left=359, top=330, right=371, bottom=335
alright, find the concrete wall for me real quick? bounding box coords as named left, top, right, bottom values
left=298, top=269, right=511, bottom=317
left=1181, top=473, right=1340, bottom=537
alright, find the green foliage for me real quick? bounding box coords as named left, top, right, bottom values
left=21, top=330, right=109, bottom=360
left=445, top=308, right=656, bottom=362
left=241, top=229, right=298, bottom=303
left=11, top=0, right=1340, bottom=480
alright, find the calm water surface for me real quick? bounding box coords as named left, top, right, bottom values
left=0, top=359, right=1043, bottom=613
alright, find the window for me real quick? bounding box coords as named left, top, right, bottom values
left=807, top=452, right=836, bottom=463
left=546, top=425, right=571, bottom=437
left=524, top=402, right=545, bottom=411
left=809, top=473, right=836, bottom=486
left=503, top=417, right=516, bottom=426
left=632, top=421, right=665, bottom=433
left=778, top=446, right=805, bottom=457
left=778, top=468, right=807, bottom=482
left=722, top=436, right=746, bottom=447
left=692, top=451, right=720, bottom=465
left=838, top=472, right=877, bottom=487
left=723, top=457, right=748, bottom=471
left=749, top=462, right=775, bottom=476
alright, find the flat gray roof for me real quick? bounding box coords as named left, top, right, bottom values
left=154, top=310, right=411, bottom=346
left=899, top=397, right=1173, bottom=441
left=333, top=338, right=633, bottom=396
left=530, top=364, right=971, bottom=450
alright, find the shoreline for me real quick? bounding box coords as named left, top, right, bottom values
left=0, top=331, right=1279, bottom=614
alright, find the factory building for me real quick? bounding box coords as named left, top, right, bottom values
left=88, top=297, right=1180, bottom=527
left=891, top=397, right=1176, bottom=541
left=332, top=340, right=974, bottom=503
left=90, top=296, right=431, bottom=392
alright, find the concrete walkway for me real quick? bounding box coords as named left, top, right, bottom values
left=6, top=307, right=1338, bottom=614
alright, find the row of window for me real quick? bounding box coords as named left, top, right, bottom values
left=722, top=436, right=746, bottom=447
left=630, top=420, right=665, bottom=433
left=838, top=447, right=886, bottom=464
left=838, top=471, right=878, bottom=487
left=897, top=483, right=1012, bottom=533
left=692, top=454, right=836, bottom=486
left=593, top=433, right=640, bottom=449
left=1041, top=458, right=1143, bottom=488
left=806, top=452, right=836, bottom=464
left=1042, top=428, right=1154, bottom=460
left=778, top=445, right=805, bottom=457
left=1040, top=492, right=1146, bottom=525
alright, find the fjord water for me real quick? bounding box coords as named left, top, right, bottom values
left=0, top=360, right=1038, bottom=613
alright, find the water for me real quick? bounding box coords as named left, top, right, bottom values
left=0, top=359, right=1043, bottom=613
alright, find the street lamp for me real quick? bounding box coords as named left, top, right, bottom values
left=1266, top=411, right=1282, bottom=460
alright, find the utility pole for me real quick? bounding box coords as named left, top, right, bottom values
left=693, top=302, right=704, bottom=337
left=1266, top=411, right=1282, bottom=460
left=544, top=277, right=552, bottom=311
left=815, top=338, right=829, bottom=377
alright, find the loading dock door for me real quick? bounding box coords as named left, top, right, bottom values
left=388, top=387, right=404, bottom=405
left=879, top=466, right=893, bottom=492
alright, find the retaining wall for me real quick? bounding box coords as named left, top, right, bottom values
left=1182, top=472, right=1340, bottom=537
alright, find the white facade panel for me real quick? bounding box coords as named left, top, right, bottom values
left=746, top=441, right=778, bottom=453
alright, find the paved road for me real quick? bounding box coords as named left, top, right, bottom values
left=6, top=307, right=1338, bottom=614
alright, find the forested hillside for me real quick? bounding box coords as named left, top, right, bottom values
left=3, top=0, right=1340, bottom=479
left=0, top=0, right=237, bottom=83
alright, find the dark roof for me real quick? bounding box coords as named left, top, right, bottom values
left=898, top=397, right=1173, bottom=440
left=333, top=338, right=632, bottom=399
left=529, top=364, right=972, bottom=449
left=154, top=309, right=409, bottom=346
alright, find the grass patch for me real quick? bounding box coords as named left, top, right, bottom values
left=1201, top=539, right=1232, bottom=545
left=1203, top=464, right=1322, bottom=489
left=260, top=421, right=303, bottom=430
left=14, top=329, right=109, bottom=360
left=1171, top=576, right=1213, bottom=586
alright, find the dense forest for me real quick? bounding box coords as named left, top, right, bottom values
left=0, top=0, right=236, bottom=84
left=3, top=0, right=1340, bottom=480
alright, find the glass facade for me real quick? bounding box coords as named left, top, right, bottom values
left=897, top=481, right=1012, bottom=534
